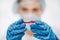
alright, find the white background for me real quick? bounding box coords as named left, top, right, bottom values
left=0, top=0, right=60, bottom=40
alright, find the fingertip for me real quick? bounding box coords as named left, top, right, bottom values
left=22, top=23, right=26, bottom=26
left=19, top=19, right=24, bottom=24
left=35, top=20, right=43, bottom=25
left=21, top=23, right=26, bottom=28
left=16, top=19, right=24, bottom=24
left=30, top=24, right=35, bottom=27
left=21, top=27, right=27, bottom=33
left=30, top=24, right=38, bottom=29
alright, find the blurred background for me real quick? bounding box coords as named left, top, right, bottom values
left=0, top=0, right=60, bottom=40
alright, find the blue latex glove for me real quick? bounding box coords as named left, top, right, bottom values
left=6, top=19, right=27, bottom=40
left=30, top=20, right=59, bottom=40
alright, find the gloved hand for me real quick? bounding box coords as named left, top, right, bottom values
left=30, top=20, right=59, bottom=40
left=6, top=19, right=27, bottom=40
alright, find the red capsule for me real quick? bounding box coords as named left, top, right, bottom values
left=23, top=20, right=35, bottom=24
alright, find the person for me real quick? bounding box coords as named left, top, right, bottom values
left=6, top=0, right=59, bottom=40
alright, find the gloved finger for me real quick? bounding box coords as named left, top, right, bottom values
left=13, top=23, right=26, bottom=30
left=33, top=27, right=53, bottom=40
left=44, top=22, right=51, bottom=29
left=35, top=20, right=44, bottom=25
left=12, top=34, right=24, bottom=40
left=34, top=33, right=49, bottom=39
left=8, top=23, right=26, bottom=32
left=35, top=20, right=49, bottom=30
left=10, top=28, right=27, bottom=35
left=34, top=34, right=41, bottom=39
left=30, top=24, right=45, bottom=30
left=14, top=19, right=24, bottom=25
left=31, top=29, right=49, bottom=36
